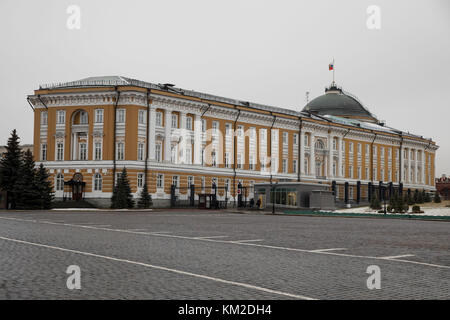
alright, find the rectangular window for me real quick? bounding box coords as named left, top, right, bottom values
left=282, top=159, right=288, bottom=173
left=171, top=114, right=178, bottom=128
left=157, top=174, right=164, bottom=188
left=282, top=132, right=288, bottom=145
left=138, top=143, right=145, bottom=161
left=349, top=142, right=354, bottom=153
left=357, top=143, right=361, bottom=154
left=365, top=144, right=369, bottom=155
left=381, top=147, right=385, bottom=158
left=172, top=175, right=179, bottom=188
left=56, top=142, right=64, bottom=161
left=138, top=110, right=146, bottom=124
left=388, top=148, right=392, bottom=158
left=80, top=111, right=88, bottom=124
left=186, top=117, right=192, bottom=130
left=304, top=134, right=309, bottom=147
left=201, top=119, right=206, bottom=132
left=357, top=166, right=361, bottom=179
left=79, top=143, right=87, bottom=160
left=41, top=111, right=48, bottom=125
left=225, top=123, right=232, bottom=136
left=95, top=109, right=104, bottom=123
left=156, top=111, right=163, bottom=127
left=117, top=142, right=124, bottom=160
left=373, top=146, right=377, bottom=156
left=94, top=142, right=102, bottom=160
left=333, top=138, right=337, bottom=150
left=332, top=161, right=336, bottom=177
left=117, top=109, right=125, bottom=123
left=137, top=173, right=144, bottom=188
left=211, top=151, right=217, bottom=167
left=365, top=167, right=369, bottom=180
left=185, top=147, right=192, bottom=164
left=212, top=121, right=219, bottom=133
left=293, top=133, right=298, bottom=145
left=41, top=144, right=47, bottom=161
left=349, top=165, right=353, bottom=178
left=293, top=159, right=298, bottom=174
left=237, top=125, right=244, bottom=137
left=155, top=143, right=162, bottom=162
left=57, top=110, right=65, bottom=124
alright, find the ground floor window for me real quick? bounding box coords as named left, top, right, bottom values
left=270, top=188, right=297, bottom=206
left=94, top=173, right=102, bottom=191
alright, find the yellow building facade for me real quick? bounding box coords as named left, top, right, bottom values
left=28, top=76, right=438, bottom=207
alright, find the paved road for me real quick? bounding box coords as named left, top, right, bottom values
left=0, top=210, right=449, bottom=299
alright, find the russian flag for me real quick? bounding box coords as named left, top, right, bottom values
left=329, top=63, right=334, bottom=71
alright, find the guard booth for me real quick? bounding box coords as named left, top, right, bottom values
left=63, top=173, right=85, bottom=201
left=170, top=183, right=229, bottom=209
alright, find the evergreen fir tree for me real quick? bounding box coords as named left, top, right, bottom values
left=0, top=129, right=22, bottom=209
left=407, top=192, right=414, bottom=205
left=15, top=149, right=40, bottom=209
left=424, top=192, right=432, bottom=203
left=111, top=167, right=134, bottom=209
left=413, top=189, right=419, bottom=204
left=137, top=183, right=153, bottom=209
left=433, top=192, right=441, bottom=203
left=417, top=190, right=424, bottom=204
left=35, top=163, right=54, bottom=209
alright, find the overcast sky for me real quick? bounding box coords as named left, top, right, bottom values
left=0, top=0, right=449, bottom=175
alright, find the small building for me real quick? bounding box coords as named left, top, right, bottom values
left=254, top=182, right=335, bottom=210
left=435, top=175, right=450, bottom=200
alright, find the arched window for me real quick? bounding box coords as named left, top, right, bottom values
left=315, top=139, right=325, bottom=150
left=94, top=173, right=102, bottom=191
left=56, top=174, right=64, bottom=191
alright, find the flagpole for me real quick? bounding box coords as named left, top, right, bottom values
left=333, top=58, right=335, bottom=85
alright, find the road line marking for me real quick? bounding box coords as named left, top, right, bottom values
left=232, top=239, right=264, bottom=243
left=193, top=236, right=230, bottom=239
left=0, top=236, right=316, bottom=300
left=1, top=216, right=449, bottom=270
left=147, top=231, right=171, bottom=234
left=127, top=229, right=149, bottom=232
left=309, top=248, right=347, bottom=253
left=379, top=254, right=415, bottom=260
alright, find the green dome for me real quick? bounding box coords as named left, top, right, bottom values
left=303, top=85, right=377, bottom=122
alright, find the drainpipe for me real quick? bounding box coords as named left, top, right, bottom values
left=145, top=89, right=151, bottom=184
left=26, top=97, right=35, bottom=111
left=233, top=108, right=241, bottom=208
left=112, top=87, right=120, bottom=187
left=37, top=95, right=49, bottom=110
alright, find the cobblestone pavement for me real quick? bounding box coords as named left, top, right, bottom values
left=0, top=209, right=449, bottom=299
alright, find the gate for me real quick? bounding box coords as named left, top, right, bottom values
left=170, top=183, right=229, bottom=209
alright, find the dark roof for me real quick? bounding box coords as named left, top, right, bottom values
left=303, top=85, right=377, bottom=121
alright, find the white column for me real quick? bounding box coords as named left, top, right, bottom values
left=338, top=137, right=343, bottom=177
left=414, top=149, right=418, bottom=184
left=194, top=114, right=202, bottom=165
left=310, top=132, right=315, bottom=177
left=422, top=149, right=426, bottom=184
left=300, top=131, right=305, bottom=175
left=149, top=106, right=156, bottom=160
left=179, top=111, right=187, bottom=164
left=328, top=134, right=333, bottom=178
left=407, top=147, right=411, bottom=183
left=164, top=109, right=172, bottom=162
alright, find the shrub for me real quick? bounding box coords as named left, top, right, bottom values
left=434, top=192, right=441, bottom=203
left=370, top=197, right=382, bottom=210
left=412, top=205, right=421, bottom=213
left=424, top=192, right=432, bottom=203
